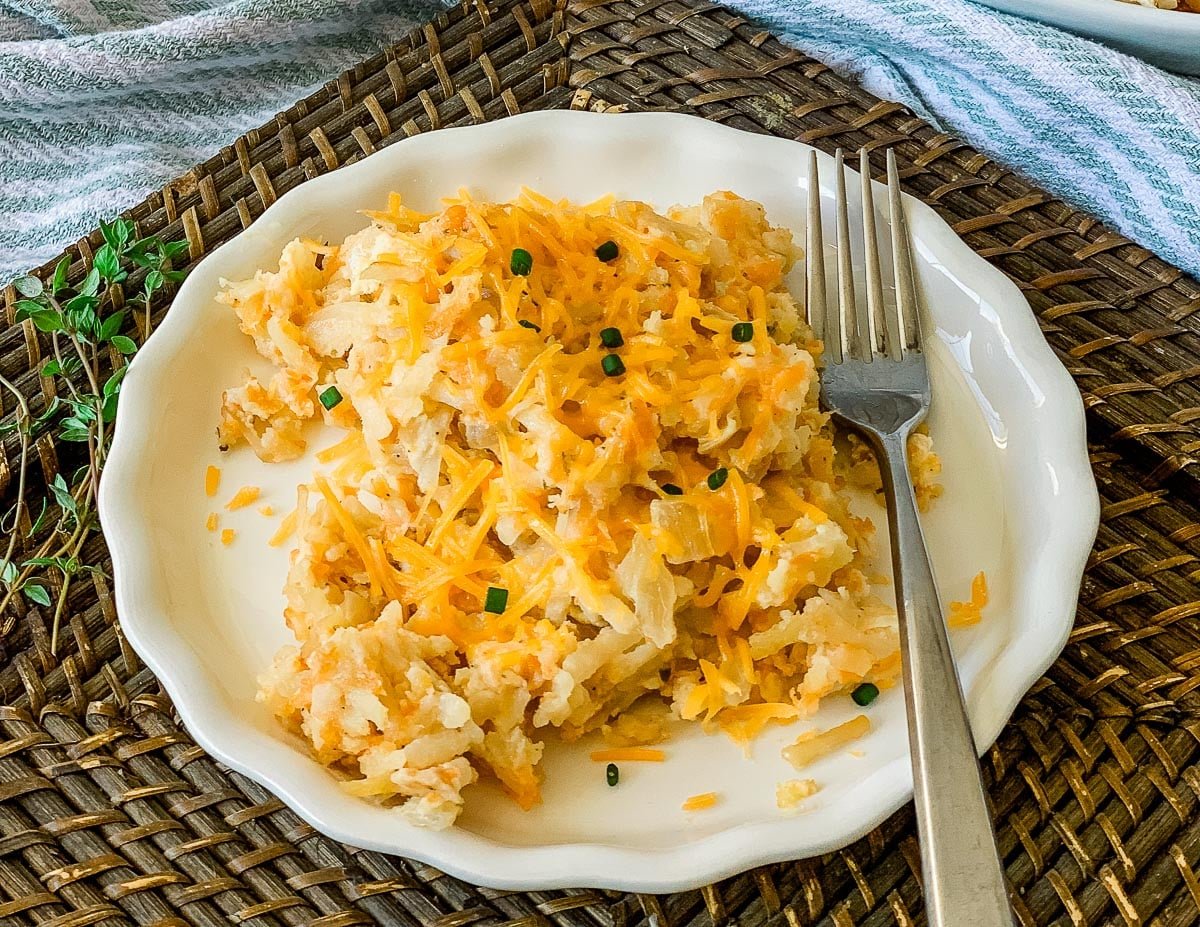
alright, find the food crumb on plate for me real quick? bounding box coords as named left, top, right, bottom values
left=776, top=778, right=818, bottom=811
left=601, top=700, right=671, bottom=747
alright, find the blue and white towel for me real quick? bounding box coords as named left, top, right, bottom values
left=2, top=0, right=1199, bottom=282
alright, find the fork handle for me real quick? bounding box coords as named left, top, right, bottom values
left=876, top=431, right=1015, bottom=927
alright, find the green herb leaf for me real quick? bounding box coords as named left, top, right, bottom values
left=15, top=299, right=46, bottom=318
left=28, top=498, right=50, bottom=536
left=707, top=467, right=729, bottom=490
left=101, top=392, right=119, bottom=423
left=161, top=239, right=190, bottom=260
left=52, top=256, right=71, bottom=294
left=24, top=556, right=66, bottom=570
left=111, top=335, right=138, bottom=355
left=50, top=474, right=77, bottom=517
left=100, top=218, right=132, bottom=253
left=79, top=267, right=101, bottom=297
left=64, top=400, right=96, bottom=423
left=63, top=293, right=97, bottom=314
left=98, top=310, right=125, bottom=342
left=60, top=421, right=91, bottom=443
left=12, top=275, right=43, bottom=298
left=23, top=583, right=51, bottom=607
left=93, top=244, right=121, bottom=282
left=27, top=309, right=64, bottom=333
left=163, top=269, right=188, bottom=283
left=128, top=237, right=155, bottom=262
left=102, top=368, right=126, bottom=398
left=40, top=359, right=61, bottom=378
left=64, top=294, right=99, bottom=335
left=145, top=269, right=164, bottom=293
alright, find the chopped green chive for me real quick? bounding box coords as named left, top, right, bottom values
left=606, top=763, right=619, bottom=787
left=601, top=354, right=626, bottom=377
left=510, top=248, right=533, bottom=276
left=596, top=240, right=619, bottom=262
left=851, top=683, right=880, bottom=707
left=484, top=586, right=509, bottom=614
left=318, top=386, right=343, bottom=410
left=600, top=327, right=624, bottom=349
left=707, top=467, right=729, bottom=491
left=662, top=483, right=684, bottom=496
left=518, top=319, right=541, bottom=333
left=731, top=322, right=754, bottom=343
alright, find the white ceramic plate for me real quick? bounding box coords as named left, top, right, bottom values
left=99, top=111, right=1098, bottom=893
left=972, top=0, right=1200, bottom=74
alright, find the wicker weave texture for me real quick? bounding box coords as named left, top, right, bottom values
left=2, top=0, right=1200, bottom=924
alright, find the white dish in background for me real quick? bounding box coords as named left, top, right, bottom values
left=972, top=0, right=1200, bottom=74
left=99, top=111, right=1098, bottom=892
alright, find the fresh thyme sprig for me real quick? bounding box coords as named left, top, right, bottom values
left=0, top=219, right=189, bottom=652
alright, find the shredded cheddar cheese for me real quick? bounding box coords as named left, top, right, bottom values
left=205, top=513, right=218, bottom=532
left=948, top=571, right=988, bottom=628
left=682, top=792, right=720, bottom=812
left=259, top=505, right=275, bottom=516
left=783, top=715, right=871, bottom=770
left=205, top=465, right=221, bottom=498
left=225, top=485, right=261, bottom=511
left=589, top=748, right=667, bottom=763
left=220, top=528, right=236, bottom=546
left=268, top=508, right=297, bottom=547
left=220, top=189, right=942, bottom=831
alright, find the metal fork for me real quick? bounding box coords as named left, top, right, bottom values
left=805, top=148, right=1015, bottom=927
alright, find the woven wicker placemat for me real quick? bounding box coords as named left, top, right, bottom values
left=3, top=1, right=1200, bottom=924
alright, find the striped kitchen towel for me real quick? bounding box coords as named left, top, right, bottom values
left=2, top=0, right=1199, bottom=281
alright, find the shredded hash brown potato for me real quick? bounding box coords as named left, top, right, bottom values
left=217, top=189, right=941, bottom=829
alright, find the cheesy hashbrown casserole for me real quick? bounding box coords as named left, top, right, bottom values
left=215, top=189, right=940, bottom=828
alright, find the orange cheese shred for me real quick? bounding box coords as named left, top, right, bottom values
left=204, top=465, right=221, bottom=498
left=681, top=792, right=719, bottom=812
left=589, top=748, right=667, bottom=763
left=225, top=485, right=261, bottom=511
left=269, top=508, right=298, bottom=547
left=948, top=571, right=989, bottom=628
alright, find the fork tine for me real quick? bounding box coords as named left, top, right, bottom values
left=859, top=148, right=891, bottom=360
left=834, top=149, right=856, bottom=362
left=805, top=150, right=829, bottom=357
left=887, top=149, right=920, bottom=353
